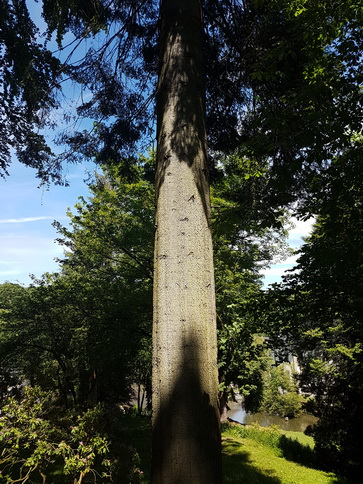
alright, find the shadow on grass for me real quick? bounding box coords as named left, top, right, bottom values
left=120, top=418, right=352, bottom=484
left=278, top=434, right=318, bottom=468
left=222, top=438, right=282, bottom=484
left=276, top=435, right=349, bottom=484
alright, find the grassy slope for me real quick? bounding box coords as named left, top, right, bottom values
left=222, top=425, right=346, bottom=484
left=125, top=416, right=350, bottom=484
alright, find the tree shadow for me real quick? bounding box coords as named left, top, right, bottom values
left=222, top=438, right=282, bottom=484
left=277, top=436, right=348, bottom=484
left=278, top=435, right=318, bottom=469
left=152, top=332, right=221, bottom=483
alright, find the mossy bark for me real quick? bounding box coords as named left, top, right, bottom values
left=152, top=0, right=221, bottom=482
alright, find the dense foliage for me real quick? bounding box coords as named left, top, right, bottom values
left=261, top=149, right=363, bottom=477
left=2, top=0, right=362, bottom=198
left=211, top=153, right=290, bottom=412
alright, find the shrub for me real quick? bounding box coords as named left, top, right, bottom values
left=0, top=386, right=143, bottom=483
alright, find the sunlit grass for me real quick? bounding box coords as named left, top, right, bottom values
left=122, top=416, right=351, bottom=483
left=279, top=429, right=315, bottom=448
left=222, top=424, right=349, bottom=484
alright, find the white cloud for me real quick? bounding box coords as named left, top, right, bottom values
left=288, top=217, right=315, bottom=239
left=261, top=261, right=297, bottom=281
left=0, top=270, right=19, bottom=277
left=0, top=233, right=64, bottom=284
left=0, top=157, right=93, bottom=286
left=0, top=217, right=55, bottom=224
left=262, top=266, right=294, bottom=277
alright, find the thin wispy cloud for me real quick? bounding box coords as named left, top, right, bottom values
left=0, top=270, right=19, bottom=277
left=0, top=216, right=55, bottom=224
left=0, top=157, right=91, bottom=285
left=0, top=234, right=64, bottom=284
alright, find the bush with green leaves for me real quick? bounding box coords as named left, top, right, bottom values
left=260, top=364, right=305, bottom=418
left=0, top=386, right=143, bottom=483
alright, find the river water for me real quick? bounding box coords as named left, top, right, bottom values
left=227, top=401, right=317, bottom=432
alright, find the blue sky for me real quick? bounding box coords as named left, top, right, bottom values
left=0, top=159, right=94, bottom=285
left=0, top=159, right=314, bottom=286
left=0, top=0, right=97, bottom=285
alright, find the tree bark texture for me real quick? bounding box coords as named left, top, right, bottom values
left=152, top=0, right=221, bottom=482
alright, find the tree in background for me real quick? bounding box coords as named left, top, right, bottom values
left=54, top=161, right=155, bottom=408
left=237, top=0, right=363, bottom=214
left=0, top=161, right=155, bottom=409
left=211, top=152, right=290, bottom=416
left=261, top=147, right=363, bottom=477
left=260, top=363, right=305, bottom=418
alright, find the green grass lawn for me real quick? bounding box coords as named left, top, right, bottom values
left=124, top=416, right=352, bottom=484
left=222, top=424, right=347, bottom=484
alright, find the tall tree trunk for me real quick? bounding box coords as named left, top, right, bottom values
left=152, top=0, right=221, bottom=482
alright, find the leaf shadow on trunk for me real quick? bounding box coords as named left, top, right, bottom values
left=156, top=4, right=211, bottom=224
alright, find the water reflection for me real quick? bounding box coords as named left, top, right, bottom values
left=227, top=401, right=317, bottom=432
